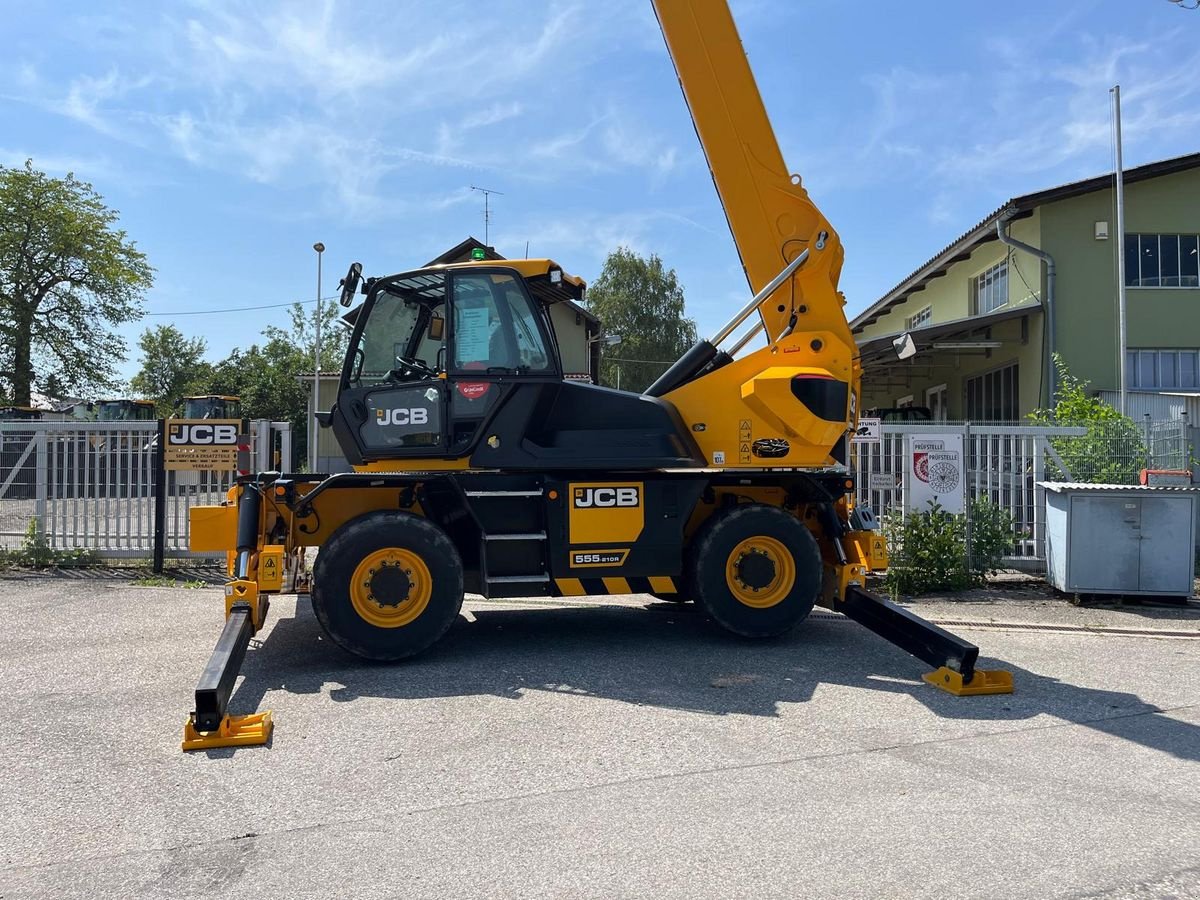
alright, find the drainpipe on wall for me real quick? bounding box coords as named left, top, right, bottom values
left=996, top=208, right=1056, bottom=407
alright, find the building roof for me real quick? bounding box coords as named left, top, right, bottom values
left=423, top=236, right=505, bottom=266
left=851, top=151, right=1200, bottom=332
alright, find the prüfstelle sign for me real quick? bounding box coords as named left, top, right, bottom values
left=906, top=433, right=964, bottom=514
left=165, top=419, right=241, bottom=472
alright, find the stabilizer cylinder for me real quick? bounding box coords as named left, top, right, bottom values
left=834, top=585, right=1013, bottom=695
left=181, top=601, right=273, bottom=751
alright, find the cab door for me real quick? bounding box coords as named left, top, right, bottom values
left=331, top=275, right=450, bottom=464
left=444, top=270, right=561, bottom=454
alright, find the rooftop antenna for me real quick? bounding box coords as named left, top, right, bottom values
left=469, top=185, right=504, bottom=247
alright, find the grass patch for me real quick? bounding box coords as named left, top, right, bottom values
left=131, top=575, right=208, bottom=588
left=0, top=520, right=97, bottom=570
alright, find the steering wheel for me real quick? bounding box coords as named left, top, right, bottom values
left=387, top=356, right=437, bottom=382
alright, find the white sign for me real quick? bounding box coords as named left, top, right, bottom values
left=906, top=432, right=965, bottom=514
left=851, top=416, right=881, bottom=444
left=869, top=473, right=898, bottom=492
left=454, top=306, right=492, bottom=364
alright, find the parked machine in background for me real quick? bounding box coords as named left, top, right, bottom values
left=96, top=399, right=155, bottom=422
left=180, top=0, right=1013, bottom=750
left=183, top=395, right=242, bottom=421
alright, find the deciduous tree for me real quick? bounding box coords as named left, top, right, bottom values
left=129, top=324, right=211, bottom=416
left=585, top=248, right=697, bottom=392
left=0, top=160, right=151, bottom=405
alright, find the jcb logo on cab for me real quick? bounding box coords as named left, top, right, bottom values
left=377, top=408, right=429, bottom=426
left=169, top=424, right=238, bottom=445
left=573, top=487, right=639, bottom=508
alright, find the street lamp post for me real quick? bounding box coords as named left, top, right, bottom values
left=311, top=242, right=325, bottom=472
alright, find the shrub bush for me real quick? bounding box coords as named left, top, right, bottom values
left=882, top=498, right=1019, bottom=596
left=1028, top=355, right=1146, bottom=484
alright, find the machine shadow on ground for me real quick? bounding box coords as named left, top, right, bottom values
left=226, top=597, right=1200, bottom=763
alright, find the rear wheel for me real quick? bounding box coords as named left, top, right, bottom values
left=687, top=504, right=821, bottom=638
left=312, top=511, right=464, bottom=661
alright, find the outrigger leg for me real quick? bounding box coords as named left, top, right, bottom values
left=833, top=585, right=1013, bottom=695
left=182, top=485, right=274, bottom=751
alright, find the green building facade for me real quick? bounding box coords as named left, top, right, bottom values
left=852, top=154, right=1200, bottom=421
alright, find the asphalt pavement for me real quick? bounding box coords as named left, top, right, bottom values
left=1, top=572, right=1198, bottom=899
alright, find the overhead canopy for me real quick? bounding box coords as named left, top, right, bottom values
left=856, top=304, right=1040, bottom=368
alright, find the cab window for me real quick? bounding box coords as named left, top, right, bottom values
left=451, top=272, right=552, bottom=374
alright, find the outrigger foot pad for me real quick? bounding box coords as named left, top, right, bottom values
left=923, top=667, right=1013, bottom=696
left=182, top=711, right=274, bottom=751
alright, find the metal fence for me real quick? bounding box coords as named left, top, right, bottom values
left=0, top=420, right=287, bottom=559
left=851, top=419, right=1194, bottom=568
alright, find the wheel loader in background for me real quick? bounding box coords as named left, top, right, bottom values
left=182, top=0, right=1012, bottom=750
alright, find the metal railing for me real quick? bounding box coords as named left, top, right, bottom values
left=851, top=419, right=1194, bottom=568
left=0, top=420, right=288, bottom=559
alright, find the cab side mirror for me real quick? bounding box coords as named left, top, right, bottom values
left=893, top=332, right=918, bottom=361
left=339, top=262, right=363, bottom=307
left=429, top=316, right=445, bottom=341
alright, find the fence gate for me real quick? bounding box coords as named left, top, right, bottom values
left=0, top=419, right=288, bottom=559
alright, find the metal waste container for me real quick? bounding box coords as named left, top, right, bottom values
left=1042, top=482, right=1199, bottom=598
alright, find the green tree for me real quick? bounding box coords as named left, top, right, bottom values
left=0, top=160, right=151, bottom=405
left=129, top=324, right=212, bottom=416
left=585, top=248, right=697, bottom=392
left=204, top=302, right=349, bottom=467
left=264, top=301, right=348, bottom=372
left=1028, top=355, right=1146, bottom=483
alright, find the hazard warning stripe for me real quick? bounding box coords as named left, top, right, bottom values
left=553, top=576, right=677, bottom=597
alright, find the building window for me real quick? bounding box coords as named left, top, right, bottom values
left=973, top=261, right=1008, bottom=314
left=906, top=305, right=932, bottom=330
left=1127, top=348, right=1200, bottom=389
left=1125, top=234, right=1200, bottom=288
left=965, top=363, right=1019, bottom=421
left=896, top=394, right=914, bottom=409
left=926, top=384, right=948, bottom=421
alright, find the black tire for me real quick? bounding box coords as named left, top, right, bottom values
left=687, top=504, right=821, bottom=638
left=311, top=510, right=464, bottom=661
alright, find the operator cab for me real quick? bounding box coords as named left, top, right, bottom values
left=183, top=395, right=242, bottom=420
left=329, top=259, right=704, bottom=470
left=96, top=399, right=155, bottom=422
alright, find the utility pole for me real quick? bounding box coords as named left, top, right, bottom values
left=311, top=242, right=324, bottom=472
left=470, top=185, right=503, bottom=247
left=1111, top=85, right=1128, bottom=415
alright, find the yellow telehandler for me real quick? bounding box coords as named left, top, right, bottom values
left=183, top=0, right=1011, bottom=750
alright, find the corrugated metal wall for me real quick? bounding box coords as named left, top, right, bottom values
left=1096, top=390, right=1200, bottom=421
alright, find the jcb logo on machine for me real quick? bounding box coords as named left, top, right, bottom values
left=168, top=423, right=238, bottom=445
left=573, top=486, right=640, bottom=508
left=376, top=407, right=429, bottom=426
left=567, top=481, right=645, bottom=544
left=570, top=549, right=629, bottom=568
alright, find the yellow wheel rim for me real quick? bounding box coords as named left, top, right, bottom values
left=725, top=536, right=796, bottom=609
left=349, top=548, right=433, bottom=628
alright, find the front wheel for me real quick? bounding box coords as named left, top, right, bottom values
left=311, top=511, right=464, bottom=661
left=687, top=504, right=821, bottom=638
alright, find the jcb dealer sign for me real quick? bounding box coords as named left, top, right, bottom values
left=165, top=419, right=241, bottom=472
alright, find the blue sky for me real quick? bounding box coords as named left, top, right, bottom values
left=3, top=0, right=1198, bottom=385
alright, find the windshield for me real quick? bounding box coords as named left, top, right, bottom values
left=349, top=272, right=445, bottom=389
